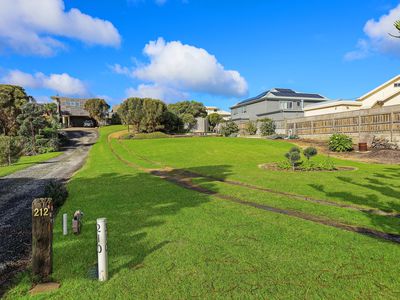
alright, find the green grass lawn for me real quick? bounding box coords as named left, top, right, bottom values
left=6, top=126, right=400, bottom=299
left=0, top=152, right=61, bottom=177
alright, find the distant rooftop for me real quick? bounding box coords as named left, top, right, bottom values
left=232, top=88, right=328, bottom=108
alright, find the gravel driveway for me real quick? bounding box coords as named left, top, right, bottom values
left=0, top=129, right=98, bottom=294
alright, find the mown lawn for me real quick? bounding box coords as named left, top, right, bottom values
left=0, top=152, right=61, bottom=177
left=5, top=126, right=400, bottom=299
left=112, top=137, right=400, bottom=214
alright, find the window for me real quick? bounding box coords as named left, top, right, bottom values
left=280, top=101, right=293, bottom=109
left=395, top=83, right=400, bottom=88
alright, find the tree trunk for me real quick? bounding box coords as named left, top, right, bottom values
left=30, top=121, right=36, bottom=155
left=7, top=137, right=11, bottom=166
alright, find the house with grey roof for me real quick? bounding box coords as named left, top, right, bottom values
left=230, top=88, right=329, bottom=132
left=52, top=96, right=95, bottom=127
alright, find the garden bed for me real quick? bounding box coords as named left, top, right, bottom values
left=287, top=139, right=400, bottom=165
left=258, top=163, right=358, bottom=172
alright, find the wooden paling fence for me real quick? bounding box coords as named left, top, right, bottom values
left=278, top=105, right=400, bottom=142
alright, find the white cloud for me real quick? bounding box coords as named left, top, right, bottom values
left=112, top=38, right=248, bottom=99
left=2, top=70, right=88, bottom=96
left=125, top=84, right=188, bottom=102
left=345, top=4, right=400, bottom=60
left=344, top=39, right=371, bottom=61
left=109, top=64, right=133, bottom=76
left=135, top=38, right=248, bottom=97
left=0, top=0, right=121, bottom=56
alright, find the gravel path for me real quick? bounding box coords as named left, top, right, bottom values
left=0, top=129, right=98, bottom=294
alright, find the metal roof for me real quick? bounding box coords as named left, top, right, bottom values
left=233, top=88, right=327, bottom=108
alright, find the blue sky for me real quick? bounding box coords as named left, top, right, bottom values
left=1, top=0, right=400, bottom=110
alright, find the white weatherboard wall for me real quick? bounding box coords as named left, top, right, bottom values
left=304, top=102, right=361, bottom=117
left=359, top=75, right=400, bottom=108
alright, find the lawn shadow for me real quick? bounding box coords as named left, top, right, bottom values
left=2, top=163, right=233, bottom=296
left=308, top=167, right=400, bottom=234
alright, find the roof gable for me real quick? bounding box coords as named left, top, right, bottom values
left=232, top=88, right=327, bottom=108
left=357, top=75, right=400, bottom=101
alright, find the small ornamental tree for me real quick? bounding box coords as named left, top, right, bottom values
left=259, top=118, right=276, bottom=136
left=84, top=98, right=110, bottom=126
left=245, top=121, right=257, bottom=135
left=303, top=147, right=318, bottom=161
left=285, top=147, right=301, bottom=171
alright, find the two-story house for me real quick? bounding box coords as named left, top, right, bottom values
left=230, top=88, right=329, bottom=131
left=52, top=96, right=95, bottom=127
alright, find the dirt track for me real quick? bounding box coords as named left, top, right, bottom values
left=0, top=129, right=97, bottom=295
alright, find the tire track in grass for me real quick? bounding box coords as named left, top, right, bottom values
left=108, top=133, right=400, bottom=244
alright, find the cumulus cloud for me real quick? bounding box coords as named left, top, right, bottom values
left=125, top=84, right=188, bottom=102
left=345, top=4, right=400, bottom=60
left=135, top=38, right=248, bottom=97
left=2, top=70, right=88, bottom=96
left=0, top=0, right=121, bottom=56
left=112, top=38, right=248, bottom=100
left=110, top=64, right=133, bottom=76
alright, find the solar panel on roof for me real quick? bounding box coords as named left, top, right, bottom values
left=238, top=90, right=270, bottom=104
left=275, top=88, right=295, bottom=93
left=271, top=91, right=324, bottom=99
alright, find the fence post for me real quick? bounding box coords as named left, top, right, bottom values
left=32, top=198, right=54, bottom=281
left=311, top=120, right=314, bottom=135
left=390, top=112, right=394, bottom=142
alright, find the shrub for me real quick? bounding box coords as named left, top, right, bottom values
left=0, top=135, right=22, bottom=166
left=43, top=180, right=68, bottom=209
left=277, top=160, right=291, bottom=170
left=289, top=146, right=301, bottom=153
left=259, top=118, right=276, bottom=136
left=303, top=147, right=318, bottom=160
left=300, top=160, right=318, bottom=171
left=328, top=133, right=353, bottom=152
left=284, top=147, right=301, bottom=171
left=245, top=121, right=257, bottom=135
left=220, top=121, right=239, bottom=137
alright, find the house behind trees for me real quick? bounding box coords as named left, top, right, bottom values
left=52, top=96, right=96, bottom=127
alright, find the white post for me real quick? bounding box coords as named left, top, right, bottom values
left=96, top=218, right=108, bottom=281
left=63, top=213, right=68, bottom=235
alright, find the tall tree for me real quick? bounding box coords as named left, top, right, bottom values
left=141, top=98, right=167, bottom=133
left=168, top=101, right=207, bottom=118
left=0, top=85, right=30, bottom=136
left=84, top=98, right=110, bottom=126
left=207, top=113, right=223, bottom=132
left=168, top=100, right=207, bottom=132
left=119, top=97, right=168, bottom=133
left=17, top=102, right=46, bottom=155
